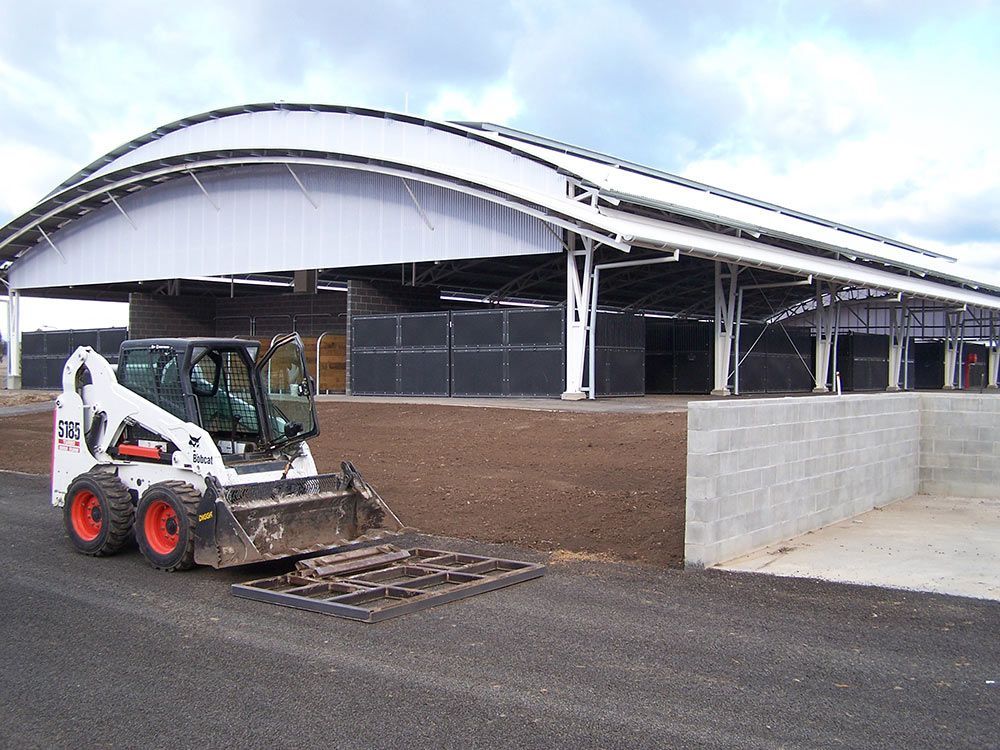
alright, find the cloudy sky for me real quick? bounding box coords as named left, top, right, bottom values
left=1, top=0, right=999, bottom=333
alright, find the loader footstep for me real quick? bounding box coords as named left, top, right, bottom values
left=232, top=545, right=545, bottom=623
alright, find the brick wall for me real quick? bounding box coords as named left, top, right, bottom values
left=685, top=394, right=921, bottom=568
left=345, top=280, right=441, bottom=394
left=215, top=292, right=346, bottom=337
left=128, top=293, right=217, bottom=339
left=129, top=291, right=347, bottom=339
left=346, top=279, right=441, bottom=316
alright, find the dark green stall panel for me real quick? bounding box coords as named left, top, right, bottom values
left=21, top=327, right=127, bottom=389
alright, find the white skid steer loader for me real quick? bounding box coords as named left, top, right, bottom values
left=52, top=334, right=401, bottom=571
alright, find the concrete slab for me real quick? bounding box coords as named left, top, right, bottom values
left=717, top=495, right=1000, bottom=601
left=317, top=393, right=705, bottom=414
left=0, top=401, right=55, bottom=417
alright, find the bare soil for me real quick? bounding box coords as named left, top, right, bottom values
left=0, top=402, right=687, bottom=566
left=0, top=391, right=56, bottom=406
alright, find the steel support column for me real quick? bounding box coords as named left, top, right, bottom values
left=711, top=262, right=741, bottom=396
left=887, top=299, right=910, bottom=392
left=988, top=311, right=999, bottom=390
left=562, top=237, right=594, bottom=400
left=587, top=252, right=679, bottom=399
left=813, top=282, right=840, bottom=393
left=5, top=288, right=21, bottom=390
left=943, top=309, right=964, bottom=389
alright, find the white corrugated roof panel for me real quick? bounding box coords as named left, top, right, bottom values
left=482, top=136, right=997, bottom=287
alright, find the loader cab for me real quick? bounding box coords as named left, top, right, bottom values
left=117, top=334, right=319, bottom=458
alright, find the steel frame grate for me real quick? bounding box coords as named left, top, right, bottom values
left=232, top=545, right=545, bottom=623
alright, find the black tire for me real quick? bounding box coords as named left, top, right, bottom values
left=135, top=481, right=201, bottom=571
left=64, top=471, right=134, bottom=556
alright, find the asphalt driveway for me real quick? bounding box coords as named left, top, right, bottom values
left=1, top=472, right=996, bottom=749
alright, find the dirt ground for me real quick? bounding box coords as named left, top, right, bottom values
left=0, top=390, right=55, bottom=407
left=0, top=402, right=687, bottom=566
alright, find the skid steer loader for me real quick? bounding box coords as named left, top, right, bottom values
left=52, top=333, right=401, bottom=571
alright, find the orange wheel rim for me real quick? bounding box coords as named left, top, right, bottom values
left=71, top=490, right=102, bottom=542
left=144, top=499, right=179, bottom=555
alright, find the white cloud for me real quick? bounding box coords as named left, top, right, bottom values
left=0, top=143, right=79, bottom=217
left=1, top=0, right=999, bottom=332
left=680, top=18, right=1000, bottom=274
left=425, top=83, right=522, bottom=123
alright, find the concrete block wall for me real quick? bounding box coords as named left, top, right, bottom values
left=129, top=291, right=348, bottom=339
left=686, top=394, right=921, bottom=568
left=215, top=292, right=346, bottom=337
left=919, top=393, right=1000, bottom=497
left=128, top=293, right=217, bottom=339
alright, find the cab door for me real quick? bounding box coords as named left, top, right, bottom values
left=255, top=333, right=320, bottom=446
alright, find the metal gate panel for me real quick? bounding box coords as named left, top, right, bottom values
left=73, top=330, right=100, bottom=350
left=645, top=352, right=675, bottom=394
left=351, top=313, right=450, bottom=396
left=352, top=309, right=566, bottom=399
left=508, top=349, right=564, bottom=397
left=353, top=316, right=398, bottom=349
left=351, top=350, right=398, bottom=395
left=22, top=358, right=46, bottom=388
left=99, top=329, right=128, bottom=358
left=836, top=333, right=890, bottom=392
left=453, top=312, right=504, bottom=348
left=21, top=334, right=46, bottom=357
left=21, top=327, right=127, bottom=389
left=451, top=308, right=564, bottom=398
left=596, top=349, right=645, bottom=396
left=397, top=313, right=449, bottom=396
left=508, top=308, right=562, bottom=346
left=672, top=322, right=713, bottom=394
left=451, top=349, right=505, bottom=396
left=594, top=312, right=644, bottom=397
left=400, top=314, right=449, bottom=349
left=450, top=309, right=506, bottom=397
left=399, top=350, right=450, bottom=396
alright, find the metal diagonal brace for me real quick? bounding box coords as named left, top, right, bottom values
left=286, top=164, right=319, bottom=209
left=732, top=276, right=813, bottom=395
left=38, top=226, right=67, bottom=262
left=107, top=193, right=137, bottom=230
left=401, top=178, right=434, bottom=231
left=187, top=171, right=219, bottom=211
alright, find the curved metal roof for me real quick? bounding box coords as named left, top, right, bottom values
left=1, top=102, right=998, bottom=312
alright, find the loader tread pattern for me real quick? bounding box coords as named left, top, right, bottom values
left=66, top=471, right=134, bottom=556
left=139, top=481, right=201, bottom=571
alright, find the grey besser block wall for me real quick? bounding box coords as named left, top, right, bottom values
left=128, top=293, right=217, bottom=339
left=686, top=394, right=921, bottom=568
left=918, top=393, right=1000, bottom=498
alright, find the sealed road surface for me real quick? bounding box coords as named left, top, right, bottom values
left=1, top=474, right=996, bottom=749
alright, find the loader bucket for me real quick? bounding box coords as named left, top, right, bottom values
left=194, top=465, right=403, bottom=569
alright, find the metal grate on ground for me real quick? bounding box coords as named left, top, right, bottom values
left=232, top=545, right=545, bottom=623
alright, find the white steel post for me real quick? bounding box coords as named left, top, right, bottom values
left=887, top=299, right=909, bottom=392
left=562, top=236, right=593, bottom=400
left=587, top=252, right=679, bottom=399
left=711, top=262, right=740, bottom=396
left=943, top=309, right=963, bottom=389
left=988, top=310, right=999, bottom=390
left=812, top=281, right=840, bottom=393
left=5, top=288, right=21, bottom=390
